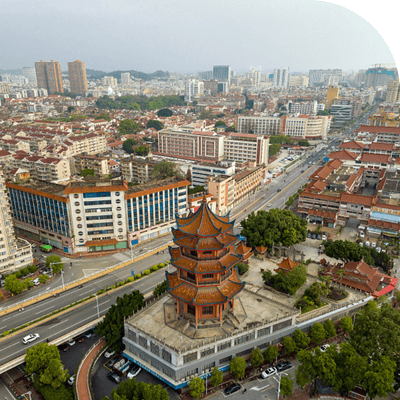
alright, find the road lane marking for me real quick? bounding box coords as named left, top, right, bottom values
left=36, top=305, right=55, bottom=314
left=49, top=319, right=68, bottom=329
left=94, top=300, right=110, bottom=308
left=1, top=342, right=19, bottom=350
left=250, top=384, right=270, bottom=391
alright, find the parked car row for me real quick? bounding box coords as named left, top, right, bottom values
left=307, top=231, right=329, bottom=241
left=104, top=352, right=142, bottom=383
left=59, top=329, right=94, bottom=352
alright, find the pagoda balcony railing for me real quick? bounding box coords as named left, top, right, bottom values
left=181, top=276, right=220, bottom=285
left=184, top=249, right=229, bottom=262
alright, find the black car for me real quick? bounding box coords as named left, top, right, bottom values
left=60, top=344, right=69, bottom=352
left=224, top=383, right=241, bottom=395
left=311, top=233, right=317, bottom=239
left=76, top=335, right=85, bottom=343
left=106, top=356, right=118, bottom=369
left=277, top=361, right=292, bottom=372
left=107, top=372, right=121, bottom=384
left=277, top=188, right=282, bottom=192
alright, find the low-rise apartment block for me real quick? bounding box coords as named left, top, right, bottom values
left=0, top=171, right=32, bottom=274
left=7, top=177, right=190, bottom=254
left=282, top=115, right=331, bottom=140
left=237, top=115, right=281, bottom=135
left=74, top=154, right=110, bottom=177
left=120, top=157, right=157, bottom=183
left=191, top=161, right=236, bottom=187
left=223, top=133, right=269, bottom=165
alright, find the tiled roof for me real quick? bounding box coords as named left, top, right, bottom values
left=356, top=125, right=400, bottom=134
left=339, top=140, right=367, bottom=150
left=368, top=142, right=396, bottom=151
left=359, top=153, right=391, bottom=164
left=339, top=193, right=376, bottom=206
left=328, top=150, right=359, bottom=161
left=276, top=257, right=299, bottom=271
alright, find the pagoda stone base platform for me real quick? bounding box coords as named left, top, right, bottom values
left=164, top=298, right=247, bottom=339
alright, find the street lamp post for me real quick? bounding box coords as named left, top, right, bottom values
left=273, top=371, right=287, bottom=400
left=49, top=262, right=65, bottom=290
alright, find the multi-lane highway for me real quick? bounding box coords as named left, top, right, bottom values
left=0, top=113, right=371, bottom=367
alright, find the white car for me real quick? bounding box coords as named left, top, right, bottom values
left=376, top=247, right=381, bottom=253
left=67, top=375, right=75, bottom=386
left=127, top=364, right=142, bottom=379
left=67, top=339, right=76, bottom=346
left=321, top=235, right=327, bottom=241
left=22, top=333, right=40, bottom=344
left=359, top=242, right=363, bottom=247
left=320, top=344, right=330, bottom=352
left=359, top=231, right=365, bottom=238
left=261, top=367, right=277, bottom=379
left=365, top=241, right=370, bottom=248
left=104, top=348, right=115, bottom=359
left=371, top=242, right=376, bottom=248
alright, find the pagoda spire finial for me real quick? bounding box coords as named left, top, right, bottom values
left=202, top=193, right=208, bottom=204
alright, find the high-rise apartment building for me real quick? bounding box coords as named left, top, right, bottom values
left=213, top=65, right=231, bottom=84
left=386, top=80, right=400, bottom=103
left=245, top=67, right=261, bottom=87
left=22, top=67, right=37, bottom=84
left=364, top=67, right=398, bottom=89
left=102, top=76, right=118, bottom=87
left=0, top=170, right=33, bottom=274
left=35, top=60, right=63, bottom=94
left=309, top=69, right=342, bottom=86
left=67, top=60, right=88, bottom=96
left=288, top=75, right=309, bottom=87
left=184, top=80, right=204, bottom=102
left=121, top=72, right=131, bottom=85
left=273, top=68, right=289, bottom=87
left=325, top=86, right=340, bottom=110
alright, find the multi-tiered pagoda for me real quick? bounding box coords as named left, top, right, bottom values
left=166, top=197, right=252, bottom=329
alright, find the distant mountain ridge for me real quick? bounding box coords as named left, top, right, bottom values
left=86, top=69, right=169, bottom=81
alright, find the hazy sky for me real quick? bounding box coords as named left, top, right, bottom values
left=1, top=0, right=397, bottom=74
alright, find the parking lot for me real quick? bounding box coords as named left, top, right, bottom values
left=90, top=350, right=180, bottom=400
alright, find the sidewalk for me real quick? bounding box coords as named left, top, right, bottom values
left=0, top=379, right=17, bottom=400
left=76, top=338, right=106, bottom=400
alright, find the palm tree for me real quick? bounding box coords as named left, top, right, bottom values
left=337, top=268, right=344, bottom=291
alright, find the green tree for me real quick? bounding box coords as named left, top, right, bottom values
left=225, top=124, right=236, bottom=132
left=269, top=143, right=281, bottom=156
left=210, top=366, right=223, bottom=388
left=188, top=376, right=205, bottom=400
left=39, top=274, right=50, bottom=284
left=103, top=378, right=169, bottom=400
left=146, top=120, right=164, bottom=131
left=241, top=209, right=307, bottom=248
left=334, top=343, right=367, bottom=393
left=96, top=112, right=111, bottom=121
left=298, top=140, right=310, bottom=147
left=339, top=316, right=353, bottom=334
left=264, top=264, right=307, bottom=295
left=119, top=119, right=141, bottom=135
left=4, top=274, right=25, bottom=294
left=151, top=160, right=181, bottom=180
left=235, top=262, right=249, bottom=275
left=296, top=349, right=337, bottom=390
left=230, top=356, right=247, bottom=381
left=282, top=336, right=296, bottom=355
left=249, top=348, right=264, bottom=368
left=323, top=319, right=336, bottom=339
left=40, top=359, right=69, bottom=388
left=80, top=168, right=95, bottom=177
left=188, top=185, right=205, bottom=195
left=153, top=280, right=168, bottom=298
left=280, top=375, right=294, bottom=397
left=351, top=303, right=400, bottom=362
left=95, top=291, right=144, bottom=352
left=214, top=120, right=226, bottom=127
left=263, top=345, right=279, bottom=363
left=67, top=106, right=75, bottom=113
left=26, top=343, right=61, bottom=375
left=122, top=138, right=138, bottom=154
left=309, top=323, right=325, bottom=345
left=157, top=108, right=173, bottom=117
left=23, top=277, right=33, bottom=290
left=361, top=356, right=395, bottom=399
left=46, top=255, right=64, bottom=274
left=134, top=145, right=150, bottom=156
left=293, top=329, right=310, bottom=351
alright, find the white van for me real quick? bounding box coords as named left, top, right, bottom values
left=33, top=278, right=40, bottom=286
